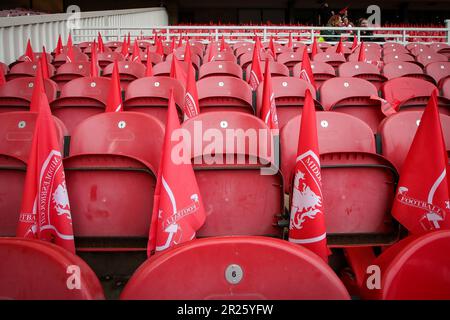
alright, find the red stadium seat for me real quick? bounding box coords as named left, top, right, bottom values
left=244, top=61, right=289, bottom=81
left=50, top=77, right=110, bottom=134
left=313, top=52, right=346, bottom=69
left=443, top=77, right=450, bottom=98
left=410, top=46, right=435, bottom=57
left=51, top=62, right=90, bottom=86
left=66, top=112, right=164, bottom=248
left=378, top=111, right=450, bottom=172
left=6, top=61, right=56, bottom=80
left=165, top=52, right=201, bottom=71
left=256, top=76, right=320, bottom=128
left=203, top=51, right=237, bottom=63
left=293, top=61, right=336, bottom=89
left=320, top=77, right=383, bottom=132
left=197, top=76, right=253, bottom=114
left=235, top=45, right=254, bottom=60
left=0, top=112, right=67, bottom=236
left=406, top=43, right=430, bottom=52
left=120, top=236, right=350, bottom=300
left=0, top=238, right=104, bottom=299
left=361, top=230, right=450, bottom=300
left=416, top=52, right=448, bottom=67
left=281, top=113, right=397, bottom=245
left=182, top=112, right=281, bottom=237
left=124, top=76, right=184, bottom=123
left=0, top=77, right=58, bottom=112
left=152, top=60, right=190, bottom=78
left=198, top=61, right=242, bottom=79
left=0, top=61, right=8, bottom=75
left=84, top=44, right=112, bottom=56
left=142, top=51, right=164, bottom=66
left=53, top=52, right=89, bottom=68
left=382, top=53, right=415, bottom=64
left=277, top=51, right=303, bottom=72
left=382, top=77, right=449, bottom=114
left=239, top=51, right=274, bottom=69
left=326, top=45, right=352, bottom=55
left=425, top=61, right=450, bottom=85
left=338, top=62, right=387, bottom=90
left=383, top=43, right=409, bottom=55
left=97, top=52, right=124, bottom=69
left=382, top=62, right=435, bottom=83
left=430, top=43, right=450, bottom=52
left=102, top=61, right=146, bottom=90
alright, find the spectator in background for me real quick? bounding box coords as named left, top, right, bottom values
left=320, top=14, right=343, bottom=41
left=342, top=16, right=354, bottom=28
left=354, top=18, right=385, bottom=42
left=318, top=2, right=334, bottom=26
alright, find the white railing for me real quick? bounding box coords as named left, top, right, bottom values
left=72, top=22, right=450, bottom=46
left=0, top=7, right=168, bottom=64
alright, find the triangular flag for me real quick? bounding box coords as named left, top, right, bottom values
left=351, top=36, right=358, bottom=51
left=392, top=90, right=450, bottom=234
left=145, top=47, right=153, bottom=77
left=127, top=33, right=131, bottom=47
left=0, top=68, right=5, bottom=86
left=97, top=32, right=105, bottom=53
left=131, top=40, right=142, bottom=63
left=155, top=36, right=164, bottom=57
left=105, top=61, right=123, bottom=112
left=170, top=54, right=187, bottom=85
left=16, top=59, right=75, bottom=253
left=248, top=37, right=263, bottom=91
left=287, top=33, right=293, bottom=49
left=220, top=35, right=226, bottom=52
left=29, top=60, right=45, bottom=112
left=55, top=35, right=63, bottom=55
left=358, top=42, right=366, bottom=62
left=336, top=38, right=344, bottom=54
left=90, top=41, right=99, bottom=77
left=24, top=39, right=35, bottom=62
left=269, top=36, right=277, bottom=60
left=177, top=35, right=183, bottom=48
left=67, top=33, right=73, bottom=48
left=65, top=39, right=75, bottom=63
left=169, top=37, right=176, bottom=52
left=311, top=36, right=318, bottom=58
left=183, top=57, right=200, bottom=119
left=121, top=37, right=129, bottom=59
left=207, top=42, right=217, bottom=62
left=40, top=47, right=50, bottom=79
left=299, top=47, right=316, bottom=89
left=260, top=58, right=279, bottom=130
left=289, top=89, right=328, bottom=262
left=147, top=90, right=206, bottom=256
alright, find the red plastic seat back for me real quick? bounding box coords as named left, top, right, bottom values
left=239, top=52, right=274, bottom=69
left=8, top=62, right=55, bottom=80
left=383, top=43, right=409, bottom=55
left=120, top=236, right=350, bottom=300
left=59, top=76, right=111, bottom=103
left=245, top=61, right=289, bottom=81
left=382, top=77, right=438, bottom=107
left=292, top=61, right=336, bottom=89
left=379, top=111, right=450, bottom=172
left=199, top=61, right=242, bottom=79
left=197, top=76, right=253, bottom=113
left=152, top=61, right=189, bottom=77
left=382, top=53, right=415, bottom=64
left=382, top=62, right=424, bottom=79
left=256, top=76, right=317, bottom=128
left=362, top=230, right=450, bottom=300
left=313, top=52, right=346, bottom=68
left=103, top=61, right=146, bottom=89
left=97, top=52, right=124, bottom=68
left=0, top=238, right=104, bottom=299
left=443, top=77, right=450, bottom=99
left=425, top=61, right=450, bottom=85
left=53, top=52, right=89, bottom=68
left=320, top=77, right=378, bottom=110
left=277, top=51, right=303, bottom=70
left=70, top=112, right=164, bottom=171
left=280, top=112, right=376, bottom=192
left=416, top=52, right=448, bottom=66
left=124, top=76, right=184, bottom=123
left=55, top=61, right=90, bottom=76
left=338, top=62, right=381, bottom=77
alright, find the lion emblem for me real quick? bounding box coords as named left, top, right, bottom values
left=52, top=182, right=71, bottom=219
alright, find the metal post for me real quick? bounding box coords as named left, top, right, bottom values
left=402, top=30, right=406, bottom=45
left=446, top=20, right=450, bottom=45
left=263, top=28, right=267, bottom=42
left=215, top=28, right=219, bottom=41
left=167, top=27, right=170, bottom=40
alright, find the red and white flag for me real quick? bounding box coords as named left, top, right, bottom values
left=67, top=33, right=73, bottom=48
left=392, top=90, right=450, bottom=234
left=170, top=54, right=187, bottom=86
left=351, top=36, right=358, bottom=52
left=358, top=42, right=366, bottom=62
left=65, top=39, right=75, bottom=63
left=130, top=40, right=141, bottom=63
left=220, top=35, right=226, bottom=52
left=40, top=46, right=50, bottom=79
left=24, top=39, right=35, bottom=62
left=55, top=35, right=63, bottom=55
left=145, top=46, right=153, bottom=77
left=248, top=37, right=263, bottom=90
left=147, top=90, right=206, bottom=256
left=97, top=32, right=105, bottom=53
left=287, top=33, right=293, bottom=50
left=335, top=38, right=344, bottom=54
left=289, top=89, right=328, bottom=262
left=105, top=61, right=123, bottom=112
left=269, top=36, right=277, bottom=60
left=16, top=61, right=75, bottom=253
left=311, top=36, right=318, bottom=58
left=260, top=58, right=279, bottom=130
left=90, top=41, right=99, bottom=77
left=121, top=38, right=129, bottom=59
left=299, top=47, right=316, bottom=89
left=183, top=42, right=200, bottom=119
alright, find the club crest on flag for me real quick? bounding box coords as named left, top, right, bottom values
left=249, top=70, right=260, bottom=89
left=290, top=150, right=323, bottom=231
left=184, top=92, right=198, bottom=118
left=299, top=69, right=311, bottom=85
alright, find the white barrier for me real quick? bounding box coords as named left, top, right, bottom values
left=0, top=7, right=168, bottom=64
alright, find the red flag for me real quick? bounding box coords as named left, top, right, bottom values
left=184, top=40, right=192, bottom=66
left=67, top=33, right=73, bottom=48
left=24, top=39, right=35, bottom=62
left=66, top=39, right=75, bottom=63
left=289, top=89, right=328, bottom=262
left=155, top=36, right=164, bottom=57
left=127, top=32, right=131, bottom=47
left=311, top=36, right=318, bottom=58
left=145, top=47, right=153, bottom=77
left=183, top=59, right=200, bottom=119
left=207, top=43, right=217, bottom=62
left=40, top=47, right=50, bottom=79
left=169, top=37, right=176, bottom=52
left=105, top=61, right=123, bottom=112
left=392, top=90, right=450, bottom=234
left=299, top=47, right=316, bottom=89
left=0, top=68, right=5, bottom=86
left=220, top=35, right=226, bottom=52
left=170, top=54, right=187, bottom=85
left=90, top=41, right=99, bottom=77
left=260, top=58, right=279, bottom=130
left=358, top=42, right=366, bottom=62
left=269, top=36, right=277, bottom=60
left=351, top=36, right=358, bottom=51
left=248, top=37, right=263, bottom=90
left=131, top=40, right=141, bottom=63
left=177, top=35, right=183, bottom=48
left=16, top=60, right=75, bottom=253
left=336, top=38, right=344, bottom=54
left=147, top=90, right=206, bottom=255
left=287, top=33, right=293, bottom=49
left=29, top=60, right=45, bottom=112
left=55, top=35, right=63, bottom=55
left=121, top=38, right=129, bottom=59
left=97, top=32, right=105, bottom=53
